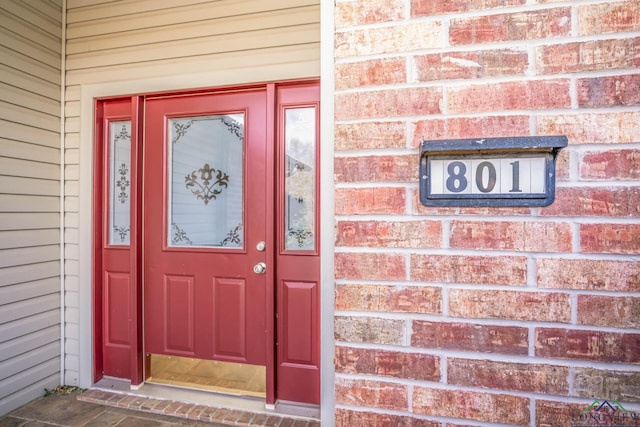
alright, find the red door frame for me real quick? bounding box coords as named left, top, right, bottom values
left=93, top=80, right=319, bottom=404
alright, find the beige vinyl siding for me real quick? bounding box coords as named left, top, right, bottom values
left=65, top=0, right=319, bottom=385
left=0, top=0, right=62, bottom=417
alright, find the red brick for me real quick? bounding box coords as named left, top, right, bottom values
left=450, top=8, right=570, bottom=45
left=578, top=295, right=640, bottom=329
left=410, top=254, right=527, bottom=285
left=412, top=321, right=528, bottom=355
left=536, top=37, right=640, bottom=74
left=537, top=258, right=640, bottom=292
left=335, top=87, right=441, bottom=120
left=335, top=187, right=406, bottom=215
left=449, top=289, right=571, bottom=323
left=335, top=57, right=406, bottom=90
left=335, top=252, right=405, bottom=281
left=336, top=220, right=441, bottom=249
left=538, top=111, right=640, bottom=144
left=448, top=80, right=571, bottom=114
left=448, top=358, right=569, bottom=394
left=335, top=346, right=440, bottom=381
left=574, top=368, right=640, bottom=403
left=449, top=220, right=572, bottom=252
left=413, top=49, right=528, bottom=82
left=336, top=283, right=442, bottom=314
left=412, top=0, right=524, bottom=16
left=536, top=400, right=589, bottom=427
left=117, top=395, right=138, bottom=408
left=335, top=378, right=408, bottom=410
left=336, top=409, right=439, bottom=427
left=335, top=316, right=405, bottom=345
left=555, top=148, right=571, bottom=181
left=335, top=0, right=404, bottom=28
left=412, top=188, right=534, bottom=217
left=578, top=74, right=640, bottom=107
left=334, top=155, right=418, bottom=183
left=541, top=187, right=640, bottom=217
left=581, top=149, right=640, bottom=180
left=335, top=121, right=405, bottom=151
left=581, top=223, right=640, bottom=254
left=535, top=328, right=640, bottom=364
left=413, top=387, right=530, bottom=425
left=336, top=22, right=442, bottom=58
left=413, top=116, right=530, bottom=145
left=578, top=1, right=640, bottom=36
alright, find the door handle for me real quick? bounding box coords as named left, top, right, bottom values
left=253, top=262, right=266, bottom=275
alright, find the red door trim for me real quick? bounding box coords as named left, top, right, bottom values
left=92, top=101, right=104, bottom=383
left=265, top=83, right=277, bottom=405
left=129, top=96, right=144, bottom=386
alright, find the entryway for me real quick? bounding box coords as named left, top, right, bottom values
left=93, top=81, right=320, bottom=406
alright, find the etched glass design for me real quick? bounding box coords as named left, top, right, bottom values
left=284, top=107, right=316, bottom=251
left=108, top=121, right=131, bottom=245
left=168, top=114, right=244, bottom=248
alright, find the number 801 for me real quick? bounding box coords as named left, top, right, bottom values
left=429, top=157, right=547, bottom=195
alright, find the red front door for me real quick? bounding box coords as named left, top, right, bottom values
left=95, top=81, right=319, bottom=405
left=143, top=90, right=269, bottom=365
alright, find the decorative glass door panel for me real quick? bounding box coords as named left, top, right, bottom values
left=168, top=115, right=244, bottom=248
left=284, top=107, right=316, bottom=251
left=108, top=121, right=131, bottom=245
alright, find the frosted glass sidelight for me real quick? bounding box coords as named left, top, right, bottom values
left=109, top=121, right=131, bottom=245
left=284, top=107, right=316, bottom=251
left=168, top=114, right=244, bottom=248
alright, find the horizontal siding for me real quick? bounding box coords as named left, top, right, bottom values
left=2, top=139, right=60, bottom=163
left=0, top=262, right=59, bottom=294
left=67, top=4, right=318, bottom=50
left=0, top=0, right=61, bottom=37
left=0, top=230, right=60, bottom=250
left=0, top=195, right=60, bottom=212
left=67, top=0, right=317, bottom=32
left=67, top=23, right=319, bottom=70
left=0, top=0, right=62, bottom=417
left=63, top=0, right=319, bottom=386
left=0, top=177, right=59, bottom=196
left=0, top=64, right=60, bottom=98
left=66, top=43, right=320, bottom=86
left=0, top=100, right=60, bottom=133
left=0, top=246, right=60, bottom=269
left=0, top=157, right=60, bottom=180
left=0, top=277, right=60, bottom=305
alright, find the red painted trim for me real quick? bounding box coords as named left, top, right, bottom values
left=93, top=101, right=105, bottom=383
left=130, top=96, right=144, bottom=385
left=265, top=83, right=277, bottom=405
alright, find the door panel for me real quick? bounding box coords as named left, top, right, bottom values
left=213, top=277, right=246, bottom=358
left=163, top=274, right=195, bottom=354
left=144, top=90, right=268, bottom=366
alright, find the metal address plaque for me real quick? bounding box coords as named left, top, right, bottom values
left=420, top=136, right=567, bottom=207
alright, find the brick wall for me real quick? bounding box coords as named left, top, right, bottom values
left=333, top=0, right=640, bottom=425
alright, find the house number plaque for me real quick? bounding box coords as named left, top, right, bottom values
left=420, top=136, right=567, bottom=207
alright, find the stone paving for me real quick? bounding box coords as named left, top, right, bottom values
left=0, top=389, right=320, bottom=426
